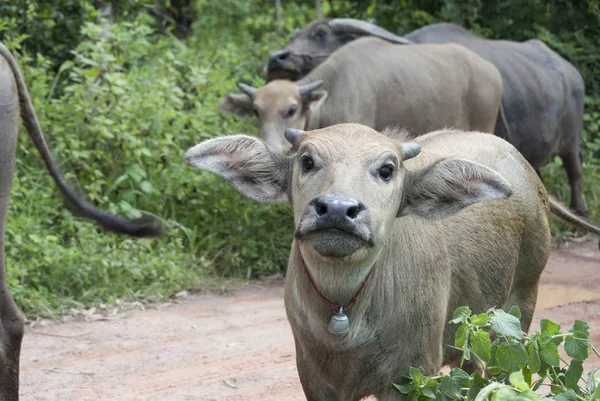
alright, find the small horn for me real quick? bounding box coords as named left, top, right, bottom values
left=401, top=143, right=421, bottom=161
left=298, top=80, right=324, bottom=98
left=329, top=18, right=412, bottom=45
left=285, top=128, right=305, bottom=148
left=238, top=83, right=258, bottom=97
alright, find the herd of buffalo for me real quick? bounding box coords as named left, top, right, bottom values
left=1, top=17, right=599, bottom=401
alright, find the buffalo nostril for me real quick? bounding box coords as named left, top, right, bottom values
left=315, top=202, right=328, bottom=216
left=269, top=50, right=290, bottom=65
left=346, top=205, right=359, bottom=219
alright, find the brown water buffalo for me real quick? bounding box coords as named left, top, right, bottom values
left=0, top=42, right=161, bottom=400
left=265, top=18, right=589, bottom=217
left=221, top=37, right=502, bottom=153
left=186, top=123, right=600, bottom=401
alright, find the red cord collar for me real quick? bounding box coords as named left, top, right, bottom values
left=299, top=251, right=376, bottom=312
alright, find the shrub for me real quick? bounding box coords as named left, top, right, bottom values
left=395, top=306, right=600, bottom=401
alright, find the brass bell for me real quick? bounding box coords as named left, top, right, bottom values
left=328, top=307, right=350, bottom=335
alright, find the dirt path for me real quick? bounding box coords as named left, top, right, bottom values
left=20, top=240, right=600, bottom=401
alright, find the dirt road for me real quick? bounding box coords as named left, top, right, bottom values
left=20, top=240, right=600, bottom=401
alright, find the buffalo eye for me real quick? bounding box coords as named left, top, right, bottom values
left=286, top=105, right=297, bottom=118
left=378, top=164, right=395, bottom=181
left=315, top=29, right=328, bottom=40
left=301, top=155, right=315, bottom=172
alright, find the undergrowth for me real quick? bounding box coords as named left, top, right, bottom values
left=395, top=306, right=600, bottom=401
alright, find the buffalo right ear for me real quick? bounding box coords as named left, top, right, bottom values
left=219, top=93, right=254, bottom=117
left=185, top=135, right=291, bottom=203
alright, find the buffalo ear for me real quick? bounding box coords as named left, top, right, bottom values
left=219, top=93, right=254, bottom=117
left=399, top=158, right=512, bottom=219
left=185, top=135, right=291, bottom=203
left=307, top=89, right=328, bottom=115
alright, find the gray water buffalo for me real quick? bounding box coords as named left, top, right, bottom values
left=0, top=42, right=161, bottom=400
left=186, top=123, right=600, bottom=401
left=266, top=19, right=589, bottom=217
left=221, top=37, right=502, bottom=153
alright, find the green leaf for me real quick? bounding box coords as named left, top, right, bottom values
left=410, top=367, right=425, bottom=385
left=496, top=340, right=528, bottom=372
left=140, top=180, right=154, bottom=194
left=472, top=312, right=490, bottom=327
left=455, top=325, right=468, bottom=348
left=527, top=342, right=541, bottom=373
left=509, top=372, right=530, bottom=391
left=439, top=376, right=458, bottom=398
left=517, top=390, right=541, bottom=401
left=492, top=386, right=518, bottom=401
left=450, top=368, right=470, bottom=388
left=393, top=383, right=411, bottom=394
left=468, top=372, right=489, bottom=400
left=564, top=335, right=590, bottom=360
left=522, top=367, right=532, bottom=387
left=539, top=341, right=560, bottom=367
left=393, top=376, right=413, bottom=394
left=490, top=309, right=523, bottom=339
left=451, top=306, right=472, bottom=324
left=509, top=305, right=521, bottom=319
left=586, top=370, right=599, bottom=397
left=570, top=321, right=590, bottom=338
left=554, top=389, right=578, bottom=401
left=565, top=359, right=584, bottom=391
left=488, top=366, right=503, bottom=375
left=472, top=330, right=492, bottom=362
left=540, top=319, right=561, bottom=336
left=422, top=380, right=438, bottom=399
left=463, top=342, right=471, bottom=361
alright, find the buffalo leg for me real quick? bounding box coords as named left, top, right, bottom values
left=0, top=176, right=24, bottom=401
left=0, top=58, right=24, bottom=401
left=559, top=150, right=588, bottom=217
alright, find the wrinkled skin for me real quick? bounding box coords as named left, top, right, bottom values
left=186, top=123, right=600, bottom=401
left=266, top=19, right=588, bottom=216
left=0, top=42, right=161, bottom=400
left=222, top=37, right=502, bottom=153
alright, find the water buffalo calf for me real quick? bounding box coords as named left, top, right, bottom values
left=0, top=42, right=161, bottom=401
left=186, top=123, right=600, bottom=401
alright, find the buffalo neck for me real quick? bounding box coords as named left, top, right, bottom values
left=292, top=242, right=380, bottom=312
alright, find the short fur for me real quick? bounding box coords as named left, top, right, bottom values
left=0, top=42, right=161, bottom=400
left=186, top=123, right=600, bottom=401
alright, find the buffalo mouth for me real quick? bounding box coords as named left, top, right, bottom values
left=295, top=226, right=373, bottom=258
left=266, top=65, right=302, bottom=81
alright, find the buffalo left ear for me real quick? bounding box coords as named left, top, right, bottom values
left=185, top=135, right=291, bottom=203
left=219, top=93, right=254, bottom=117
left=399, top=158, right=512, bottom=218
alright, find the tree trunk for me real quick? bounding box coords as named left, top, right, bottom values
left=316, top=0, right=322, bottom=18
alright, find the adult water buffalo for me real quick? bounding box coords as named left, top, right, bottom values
left=186, top=123, right=600, bottom=401
left=0, top=42, right=161, bottom=400
left=221, top=37, right=502, bottom=153
left=265, top=19, right=589, bottom=217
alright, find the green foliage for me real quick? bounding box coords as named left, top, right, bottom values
left=4, top=6, right=296, bottom=317
left=1, top=0, right=599, bottom=317
left=395, top=306, right=600, bottom=401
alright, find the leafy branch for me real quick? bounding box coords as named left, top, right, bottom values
left=394, top=306, right=600, bottom=401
